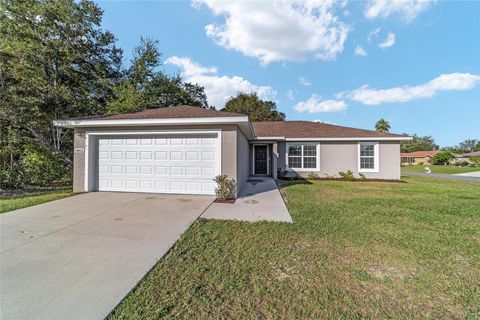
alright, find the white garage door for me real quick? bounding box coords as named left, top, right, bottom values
left=97, top=134, right=219, bottom=195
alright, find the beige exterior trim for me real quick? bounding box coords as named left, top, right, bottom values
left=258, top=136, right=411, bottom=141
left=54, top=116, right=248, bottom=127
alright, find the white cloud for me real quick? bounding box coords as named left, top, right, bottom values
left=354, top=45, right=367, bottom=56
left=367, top=27, right=381, bottom=44
left=195, top=0, right=349, bottom=65
left=165, top=56, right=276, bottom=107
left=347, top=73, right=480, bottom=105
left=365, top=0, right=434, bottom=22
left=286, top=89, right=295, bottom=100
left=378, top=32, right=395, bottom=48
left=298, top=77, right=312, bottom=86
left=313, top=119, right=336, bottom=125
left=293, top=95, right=347, bottom=113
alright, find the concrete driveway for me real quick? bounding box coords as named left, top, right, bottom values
left=0, top=192, right=214, bottom=320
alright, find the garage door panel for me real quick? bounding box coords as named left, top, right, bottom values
left=97, top=133, right=219, bottom=195
left=170, top=151, right=183, bottom=160
left=125, top=151, right=137, bottom=159
left=170, top=138, right=183, bottom=145
left=170, top=166, right=183, bottom=176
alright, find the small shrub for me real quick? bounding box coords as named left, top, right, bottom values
left=454, top=160, right=470, bottom=167
left=418, top=162, right=424, bottom=165
left=469, top=156, right=480, bottom=167
left=214, top=175, right=236, bottom=200
left=338, top=170, right=355, bottom=181
left=324, top=174, right=335, bottom=180
left=20, top=148, right=70, bottom=187
left=0, top=169, right=23, bottom=190
left=277, top=168, right=288, bottom=179
left=307, top=172, right=319, bottom=179
left=359, top=173, right=367, bottom=180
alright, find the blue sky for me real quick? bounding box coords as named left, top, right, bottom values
left=96, top=0, right=479, bottom=147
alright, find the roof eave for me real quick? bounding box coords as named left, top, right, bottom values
left=53, top=116, right=256, bottom=140
left=254, top=136, right=412, bottom=141
left=53, top=116, right=248, bottom=127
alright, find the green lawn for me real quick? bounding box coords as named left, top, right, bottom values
left=108, top=176, right=480, bottom=319
left=0, top=187, right=73, bottom=213
left=402, top=164, right=480, bottom=174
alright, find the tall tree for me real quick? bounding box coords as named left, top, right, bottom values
left=400, top=134, right=439, bottom=153
left=375, top=118, right=391, bottom=133
left=0, top=0, right=122, bottom=187
left=456, top=139, right=480, bottom=153
left=106, top=38, right=208, bottom=114
left=222, top=92, right=285, bottom=121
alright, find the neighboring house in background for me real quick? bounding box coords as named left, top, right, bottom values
left=54, top=106, right=411, bottom=196
left=451, top=151, right=480, bottom=164
left=400, top=150, right=440, bottom=165
left=462, top=151, right=480, bottom=158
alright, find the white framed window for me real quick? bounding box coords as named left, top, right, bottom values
left=286, top=143, right=320, bottom=171
left=358, top=142, right=379, bottom=172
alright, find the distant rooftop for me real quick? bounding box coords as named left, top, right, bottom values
left=400, top=150, right=440, bottom=157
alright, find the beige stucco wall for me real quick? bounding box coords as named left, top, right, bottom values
left=71, top=125, right=241, bottom=194
left=277, top=141, right=401, bottom=180
left=236, top=128, right=250, bottom=194
left=73, top=129, right=86, bottom=193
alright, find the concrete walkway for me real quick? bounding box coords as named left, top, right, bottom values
left=403, top=171, right=480, bottom=183
left=202, top=177, right=292, bottom=223
left=0, top=192, right=214, bottom=320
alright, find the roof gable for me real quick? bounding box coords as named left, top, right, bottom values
left=69, top=105, right=244, bottom=120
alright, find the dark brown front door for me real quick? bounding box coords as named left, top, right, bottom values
left=254, top=145, right=268, bottom=175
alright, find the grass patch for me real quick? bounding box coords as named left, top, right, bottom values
left=0, top=187, right=73, bottom=213
left=402, top=165, right=479, bottom=174
left=109, top=176, right=480, bottom=319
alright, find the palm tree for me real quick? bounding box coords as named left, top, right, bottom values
left=375, top=118, right=391, bottom=133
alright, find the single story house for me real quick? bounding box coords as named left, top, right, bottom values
left=54, top=105, right=411, bottom=196
left=451, top=151, right=480, bottom=164
left=400, top=150, right=440, bottom=165
left=462, top=151, right=480, bottom=158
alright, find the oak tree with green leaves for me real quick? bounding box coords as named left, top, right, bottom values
left=106, top=37, right=208, bottom=114
left=0, top=0, right=209, bottom=189
left=0, top=0, right=122, bottom=188
left=400, top=134, right=439, bottom=153
left=222, top=92, right=285, bottom=121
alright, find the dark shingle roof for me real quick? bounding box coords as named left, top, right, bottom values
left=67, top=106, right=406, bottom=139
left=252, top=121, right=406, bottom=138
left=71, top=105, right=245, bottom=120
